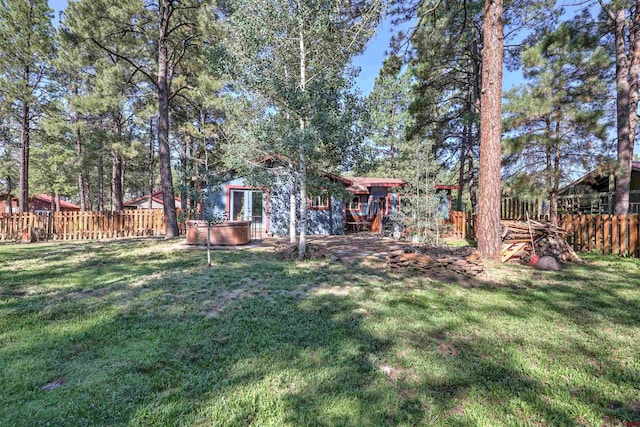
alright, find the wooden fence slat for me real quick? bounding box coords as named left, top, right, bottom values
left=612, top=215, right=619, bottom=255
left=630, top=215, right=639, bottom=257
left=595, top=215, right=602, bottom=253
left=620, top=215, right=629, bottom=255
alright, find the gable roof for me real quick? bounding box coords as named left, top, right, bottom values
left=32, top=194, right=81, bottom=210
left=124, top=191, right=182, bottom=207
left=559, top=161, right=640, bottom=195
left=325, top=174, right=407, bottom=194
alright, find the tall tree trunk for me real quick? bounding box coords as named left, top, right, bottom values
left=74, top=84, right=85, bottom=212
left=289, top=171, right=296, bottom=244
left=298, top=149, right=307, bottom=260
left=6, top=177, right=13, bottom=215
left=467, top=149, right=477, bottom=214
left=112, top=150, right=123, bottom=211
left=19, top=98, right=30, bottom=213
left=457, top=125, right=469, bottom=211
left=157, top=0, right=179, bottom=237
left=98, top=149, right=105, bottom=211
left=55, top=193, right=61, bottom=212
left=298, top=19, right=308, bottom=260
left=148, top=117, right=154, bottom=208
left=477, top=0, right=503, bottom=260
left=180, top=136, right=188, bottom=210
left=84, top=178, right=92, bottom=211
left=613, top=9, right=632, bottom=214
left=77, top=127, right=85, bottom=211
left=551, top=138, right=561, bottom=227
left=122, top=160, right=126, bottom=205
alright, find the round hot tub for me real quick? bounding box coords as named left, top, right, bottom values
left=186, top=220, right=251, bottom=245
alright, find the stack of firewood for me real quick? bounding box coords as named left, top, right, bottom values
left=501, top=220, right=581, bottom=264
left=386, top=246, right=484, bottom=277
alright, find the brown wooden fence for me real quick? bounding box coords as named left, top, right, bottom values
left=501, top=197, right=545, bottom=220
left=559, top=214, right=640, bottom=257
left=448, top=210, right=640, bottom=257
left=448, top=211, right=473, bottom=239
left=0, top=210, right=195, bottom=242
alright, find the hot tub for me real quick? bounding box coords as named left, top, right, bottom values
left=185, top=220, right=251, bottom=245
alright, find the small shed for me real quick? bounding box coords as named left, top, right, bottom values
left=124, top=191, right=182, bottom=210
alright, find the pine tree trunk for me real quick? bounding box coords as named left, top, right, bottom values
left=477, top=0, right=503, bottom=260
left=98, top=149, right=105, bottom=211
left=614, top=8, right=632, bottom=214
left=19, top=98, right=29, bottom=213
left=111, top=150, right=123, bottom=211
left=6, top=177, right=13, bottom=215
left=148, top=117, right=154, bottom=209
left=180, top=137, right=188, bottom=210
left=74, top=84, right=85, bottom=212
left=467, top=151, right=477, bottom=214
left=457, top=124, right=469, bottom=210
left=84, top=178, right=92, bottom=211
left=550, top=138, right=561, bottom=226
left=157, top=0, right=179, bottom=237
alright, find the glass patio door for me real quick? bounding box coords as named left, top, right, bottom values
left=230, top=190, right=266, bottom=230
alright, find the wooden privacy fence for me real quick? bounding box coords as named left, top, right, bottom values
left=560, top=214, right=640, bottom=257
left=501, top=197, right=546, bottom=220
left=448, top=210, right=640, bottom=258
left=0, top=210, right=194, bottom=241
left=447, top=211, right=474, bottom=239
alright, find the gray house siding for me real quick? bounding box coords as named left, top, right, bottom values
left=268, top=178, right=344, bottom=235
left=208, top=176, right=345, bottom=236
left=206, top=177, right=246, bottom=218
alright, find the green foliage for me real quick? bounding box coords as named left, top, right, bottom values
left=503, top=16, right=613, bottom=200
left=361, top=61, right=414, bottom=177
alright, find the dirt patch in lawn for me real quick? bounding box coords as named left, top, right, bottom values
left=40, top=378, right=65, bottom=391
left=204, top=277, right=363, bottom=318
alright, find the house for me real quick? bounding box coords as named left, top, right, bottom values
left=0, top=192, right=18, bottom=214
left=0, top=193, right=80, bottom=213
left=558, top=161, right=640, bottom=214
left=206, top=174, right=406, bottom=236
left=124, top=191, right=182, bottom=210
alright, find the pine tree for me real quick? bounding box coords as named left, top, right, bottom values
left=477, top=0, right=503, bottom=260
left=503, top=18, right=612, bottom=224
left=65, top=0, right=219, bottom=235
left=599, top=0, right=640, bottom=214
left=0, top=0, right=55, bottom=212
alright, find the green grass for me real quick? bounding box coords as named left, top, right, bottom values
left=1, top=238, right=639, bottom=426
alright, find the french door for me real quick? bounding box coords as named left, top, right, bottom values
left=230, top=189, right=266, bottom=231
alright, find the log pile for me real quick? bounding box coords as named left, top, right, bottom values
left=501, top=220, right=581, bottom=264
left=386, top=246, right=484, bottom=277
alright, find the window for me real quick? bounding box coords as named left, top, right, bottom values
left=348, top=195, right=361, bottom=211
left=309, top=192, right=330, bottom=210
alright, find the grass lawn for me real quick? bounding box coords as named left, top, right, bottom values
left=1, top=238, right=639, bottom=426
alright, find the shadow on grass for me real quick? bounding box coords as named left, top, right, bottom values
left=1, top=240, right=639, bottom=425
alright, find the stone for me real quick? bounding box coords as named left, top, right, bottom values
left=534, top=255, right=562, bottom=271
